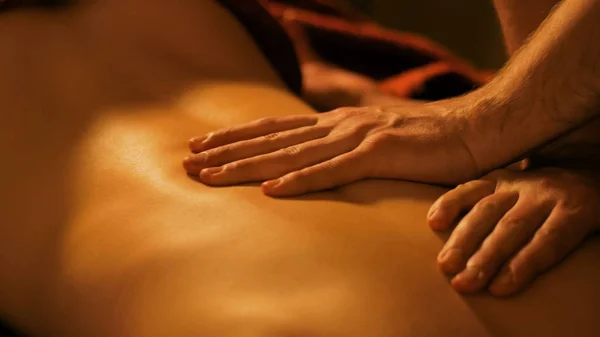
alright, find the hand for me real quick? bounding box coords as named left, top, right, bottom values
left=183, top=102, right=479, bottom=197
left=429, top=168, right=600, bottom=296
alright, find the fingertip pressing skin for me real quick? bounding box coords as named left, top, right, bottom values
left=450, top=265, right=488, bottom=293
left=182, top=153, right=207, bottom=174
left=261, top=179, right=284, bottom=196
left=182, top=156, right=194, bottom=171
left=437, top=248, right=465, bottom=274
left=427, top=199, right=449, bottom=231
left=438, top=193, right=518, bottom=281
left=199, top=167, right=224, bottom=184
left=428, top=181, right=497, bottom=231
left=451, top=264, right=496, bottom=294
left=189, top=135, right=208, bottom=153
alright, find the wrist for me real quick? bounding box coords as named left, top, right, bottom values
left=453, top=85, right=519, bottom=174
left=461, top=0, right=600, bottom=174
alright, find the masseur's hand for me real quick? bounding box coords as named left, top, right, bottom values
left=429, top=167, right=600, bottom=296
left=183, top=102, right=479, bottom=196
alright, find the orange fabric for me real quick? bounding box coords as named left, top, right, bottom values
left=264, top=0, right=493, bottom=100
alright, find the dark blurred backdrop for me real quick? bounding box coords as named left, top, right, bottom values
left=348, top=0, right=506, bottom=69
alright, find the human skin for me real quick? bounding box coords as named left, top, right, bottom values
left=2, top=1, right=600, bottom=337
left=301, top=0, right=600, bottom=170
left=183, top=0, right=600, bottom=197
left=431, top=167, right=600, bottom=296
left=426, top=0, right=600, bottom=296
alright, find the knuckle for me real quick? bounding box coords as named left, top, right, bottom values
left=327, top=107, right=356, bottom=121
left=314, top=124, right=333, bottom=134
left=368, top=132, right=395, bottom=147
left=340, top=127, right=371, bottom=144
left=536, top=177, right=556, bottom=189
left=557, top=196, right=585, bottom=214
left=497, top=216, right=525, bottom=231
left=262, top=132, right=280, bottom=141
left=474, top=199, right=499, bottom=213
left=280, top=145, right=301, bottom=157
left=345, top=122, right=369, bottom=135
left=360, top=139, right=378, bottom=152
left=341, top=107, right=366, bottom=118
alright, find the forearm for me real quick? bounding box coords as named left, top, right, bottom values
left=491, top=0, right=600, bottom=170
left=493, top=0, right=562, bottom=55
left=466, top=0, right=600, bottom=172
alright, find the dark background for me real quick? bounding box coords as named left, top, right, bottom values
left=349, top=0, right=506, bottom=69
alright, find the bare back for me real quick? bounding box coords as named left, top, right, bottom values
left=1, top=2, right=599, bottom=337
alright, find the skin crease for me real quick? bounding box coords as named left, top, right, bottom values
left=3, top=1, right=600, bottom=337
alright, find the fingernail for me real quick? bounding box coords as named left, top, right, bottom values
left=428, top=206, right=439, bottom=220
left=190, top=135, right=207, bottom=144
left=262, top=179, right=282, bottom=190
left=201, top=167, right=223, bottom=175
left=438, top=248, right=464, bottom=273
left=428, top=205, right=447, bottom=230
left=460, top=265, right=485, bottom=282
left=183, top=156, right=192, bottom=164
left=193, top=153, right=207, bottom=164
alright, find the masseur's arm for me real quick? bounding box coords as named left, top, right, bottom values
left=426, top=0, right=600, bottom=297
left=183, top=0, right=600, bottom=196
left=466, top=0, right=600, bottom=170
left=352, top=0, right=600, bottom=169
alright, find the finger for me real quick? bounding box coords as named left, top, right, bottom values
left=189, top=115, right=318, bottom=153
left=262, top=147, right=372, bottom=197
left=451, top=198, right=552, bottom=293
left=437, top=192, right=518, bottom=275
left=428, top=180, right=496, bottom=231
left=199, top=132, right=361, bottom=186
left=488, top=207, right=592, bottom=296
left=183, top=125, right=329, bottom=174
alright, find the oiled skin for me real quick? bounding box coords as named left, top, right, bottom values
left=0, top=1, right=599, bottom=337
